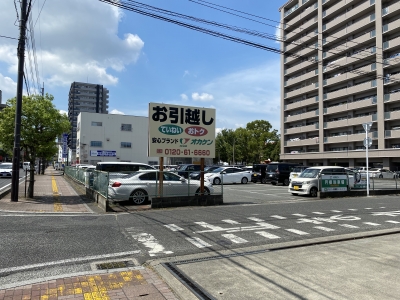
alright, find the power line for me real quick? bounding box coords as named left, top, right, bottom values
left=100, top=0, right=398, bottom=85
left=33, top=0, right=47, bottom=28
left=0, top=35, right=18, bottom=40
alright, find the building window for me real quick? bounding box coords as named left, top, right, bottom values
left=121, top=124, right=132, bottom=131
left=91, top=121, right=102, bottom=126
left=121, top=142, right=132, bottom=148
left=91, top=141, right=102, bottom=147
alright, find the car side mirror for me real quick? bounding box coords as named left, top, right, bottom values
left=221, top=171, right=226, bottom=174
left=181, top=178, right=186, bottom=182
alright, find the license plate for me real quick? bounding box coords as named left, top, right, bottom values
left=294, top=186, right=299, bottom=190
left=293, top=174, right=297, bottom=178
left=253, top=174, right=257, bottom=177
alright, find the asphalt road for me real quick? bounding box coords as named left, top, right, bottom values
left=1, top=182, right=400, bottom=287
left=0, top=168, right=25, bottom=191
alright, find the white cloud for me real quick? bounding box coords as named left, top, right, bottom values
left=0, top=74, right=17, bottom=102
left=110, top=109, right=125, bottom=115
left=275, top=25, right=282, bottom=44
left=183, top=70, right=190, bottom=77
left=0, top=0, right=144, bottom=91
left=192, top=92, right=214, bottom=101
left=59, top=110, right=68, bottom=115
left=180, top=93, right=188, bottom=101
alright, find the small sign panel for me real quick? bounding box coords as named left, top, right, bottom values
left=90, top=150, right=116, bottom=157
left=321, top=175, right=348, bottom=192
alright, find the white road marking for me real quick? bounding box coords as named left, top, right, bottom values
left=247, top=217, right=264, bottom=222
left=312, top=212, right=325, bottom=215
left=363, top=222, right=380, bottom=226
left=314, top=226, right=335, bottom=232
left=270, top=215, right=286, bottom=219
left=380, top=207, right=386, bottom=208
left=222, top=219, right=240, bottom=225
left=365, top=208, right=372, bottom=210
left=226, top=222, right=280, bottom=233
left=194, top=222, right=225, bottom=231
left=285, top=229, right=309, bottom=235
left=348, top=209, right=358, bottom=211
left=331, top=210, right=342, bottom=213
left=255, top=231, right=280, bottom=239
left=0, top=251, right=141, bottom=275
left=131, top=233, right=173, bottom=256
left=386, top=220, right=400, bottom=224
left=292, top=214, right=307, bottom=217
left=256, top=222, right=280, bottom=229
left=164, top=224, right=184, bottom=231
left=186, top=237, right=212, bottom=248
left=221, top=234, right=248, bottom=244
left=340, top=224, right=359, bottom=229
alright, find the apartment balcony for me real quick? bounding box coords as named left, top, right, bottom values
left=383, top=56, right=400, bottom=68
left=285, top=82, right=319, bottom=99
left=384, top=91, right=400, bottom=103
left=285, top=17, right=318, bottom=41
left=286, top=59, right=317, bottom=75
left=382, top=18, right=400, bottom=35
left=384, top=110, right=400, bottom=120
left=384, top=73, right=400, bottom=86
left=382, top=1, right=400, bottom=18
left=285, top=70, right=318, bottom=88
left=347, top=97, right=376, bottom=110
left=286, top=29, right=318, bottom=53
left=285, top=123, right=319, bottom=135
left=383, top=36, right=400, bottom=51
left=324, top=63, right=375, bottom=86
left=286, top=44, right=319, bottom=65
left=285, top=137, right=319, bottom=147
left=285, top=96, right=319, bottom=110
left=323, top=132, right=370, bottom=143
left=285, top=3, right=318, bottom=30
left=324, top=103, right=347, bottom=115
left=323, top=13, right=346, bottom=32
left=324, top=114, right=377, bottom=129
left=323, top=0, right=345, bottom=19
left=346, top=0, right=374, bottom=20
left=324, top=80, right=376, bottom=101
left=285, top=109, right=319, bottom=123
left=385, top=129, right=400, bottom=138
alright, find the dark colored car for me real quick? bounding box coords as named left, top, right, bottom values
left=189, top=166, right=220, bottom=180
left=176, top=164, right=202, bottom=178
left=265, top=163, right=302, bottom=186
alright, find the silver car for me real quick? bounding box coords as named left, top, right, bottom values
left=108, top=170, right=214, bottom=205
left=0, top=163, right=13, bottom=178
left=369, top=168, right=399, bottom=178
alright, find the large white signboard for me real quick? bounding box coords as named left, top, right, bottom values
left=148, top=103, right=216, bottom=158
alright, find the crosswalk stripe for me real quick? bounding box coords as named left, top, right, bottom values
left=386, top=220, right=400, bottom=224
left=314, top=226, right=335, bottom=232
left=348, top=209, right=358, bottom=211
left=365, top=208, right=372, bottom=210
left=247, top=217, right=264, bottom=222
left=164, top=224, right=184, bottom=231
left=222, top=219, right=240, bottom=225
left=340, top=224, right=359, bottom=229
left=131, top=233, right=173, bottom=256
left=194, top=222, right=225, bottom=231
left=312, top=212, right=325, bottom=215
left=292, top=213, right=307, bottom=217
left=331, top=210, right=342, bottom=213
left=221, top=234, right=248, bottom=244
left=255, top=231, right=280, bottom=239
left=270, top=215, right=286, bottom=219
left=363, top=222, right=380, bottom=226
left=285, top=229, right=309, bottom=235
left=186, top=237, right=212, bottom=248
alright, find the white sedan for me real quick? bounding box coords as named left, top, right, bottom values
left=368, top=168, right=398, bottom=178
left=0, top=163, right=13, bottom=178
left=108, top=170, right=214, bottom=205
left=204, top=167, right=252, bottom=185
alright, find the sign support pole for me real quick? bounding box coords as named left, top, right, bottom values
left=366, top=130, right=370, bottom=197
left=158, top=156, right=163, bottom=197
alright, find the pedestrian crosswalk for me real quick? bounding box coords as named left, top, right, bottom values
left=126, top=207, right=400, bottom=256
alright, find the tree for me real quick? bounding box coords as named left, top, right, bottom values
left=0, top=94, right=70, bottom=197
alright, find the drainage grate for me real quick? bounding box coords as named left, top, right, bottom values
left=95, top=260, right=135, bottom=270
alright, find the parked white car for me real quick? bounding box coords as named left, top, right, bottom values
left=108, top=170, right=214, bottom=205
left=0, top=163, right=13, bottom=178
left=204, top=167, right=252, bottom=185
left=368, top=168, right=398, bottom=178
left=289, top=166, right=311, bottom=182
left=289, top=166, right=354, bottom=197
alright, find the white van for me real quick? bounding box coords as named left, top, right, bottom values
left=289, top=166, right=354, bottom=197
left=23, top=162, right=30, bottom=171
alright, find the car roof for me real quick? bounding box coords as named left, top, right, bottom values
left=306, top=166, right=346, bottom=170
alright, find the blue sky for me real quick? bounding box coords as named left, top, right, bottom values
left=0, top=0, right=283, bottom=133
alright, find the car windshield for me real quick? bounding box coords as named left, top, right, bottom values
left=299, top=169, right=320, bottom=178
left=292, top=166, right=306, bottom=173
left=0, top=164, right=12, bottom=169
left=266, top=164, right=278, bottom=172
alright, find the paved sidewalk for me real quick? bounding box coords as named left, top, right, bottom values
left=0, top=269, right=177, bottom=300
left=0, top=169, right=91, bottom=213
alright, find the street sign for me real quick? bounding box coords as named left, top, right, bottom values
left=363, top=137, right=372, bottom=148
left=321, top=175, right=348, bottom=192
left=362, top=122, right=373, bottom=133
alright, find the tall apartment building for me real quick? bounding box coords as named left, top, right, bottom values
left=68, top=82, right=109, bottom=159
left=279, top=0, right=400, bottom=170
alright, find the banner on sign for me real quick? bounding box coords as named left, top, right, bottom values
left=321, top=175, right=348, bottom=192
left=148, top=102, right=216, bottom=158
left=62, top=133, right=68, bottom=158
left=90, top=150, right=116, bottom=157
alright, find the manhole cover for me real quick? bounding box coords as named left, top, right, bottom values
left=95, top=260, right=135, bottom=270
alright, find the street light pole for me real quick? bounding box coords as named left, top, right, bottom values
left=11, top=0, right=28, bottom=202
left=363, top=122, right=373, bottom=197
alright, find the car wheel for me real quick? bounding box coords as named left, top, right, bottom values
left=291, top=193, right=298, bottom=196
left=241, top=177, right=248, bottom=184
left=379, top=174, right=383, bottom=178
left=195, top=187, right=210, bottom=195
left=283, top=178, right=290, bottom=186
left=130, top=189, right=148, bottom=205
left=261, top=178, right=267, bottom=184
left=213, top=177, right=221, bottom=185
left=310, top=187, right=318, bottom=197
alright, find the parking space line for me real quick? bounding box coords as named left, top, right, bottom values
left=255, top=231, right=280, bottom=239
left=292, top=214, right=307, bottom=217
left=386, top=220, right=400, bottom=224
left=164, top=224, right=184, bottom=231
left=363, top=222, right=381, bottom=226
left=312, top=212, right=325, bottom=215
left=270, top=215, right=286, bottom=219
left=186, top=237, right=212, bottom=248
left=222, top=219, right=241, bottom=225
left=247, top=217, right=264, bottom=222
left=285, top=229, right=309, bottom=235
left=314, top=226, right=335, bottom=232
left=340, top=224, right=359, bottom=229
left=331, top=210, right=342, bottom=213
left=221, top=234, right=248, bottom=244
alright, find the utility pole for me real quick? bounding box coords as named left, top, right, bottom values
left=11, top=0, right=29, bottom=202
left=41, top=82, right=44, bottom=96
